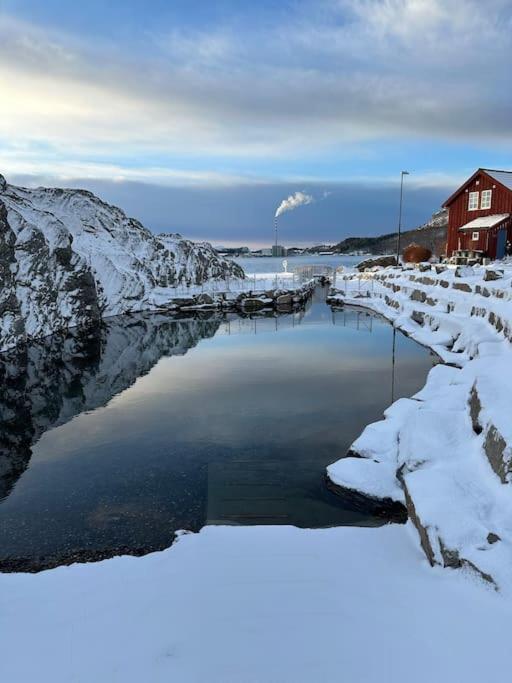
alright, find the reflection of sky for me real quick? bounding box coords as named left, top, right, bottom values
left=31, top=316, right=420, bottom=456
left=0, top=304, right=434, bottom=563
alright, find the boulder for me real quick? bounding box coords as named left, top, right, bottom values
left=454, top=265, right=474, bottom=278
left=241, top=298, right=267, bottom=311
left=402, top=243, right=432, bottom=264
left=483, top=269, right=504, bottom=282
left=356, top=255, right=397, bottom=272
left=276, top=293, right=293, bottom=305
left=195, top=293, right=215, bottom=305
left=452, top=282, right=472, bottom=292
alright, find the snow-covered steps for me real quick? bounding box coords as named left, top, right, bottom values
left=326, top=263, right=512, bottom=588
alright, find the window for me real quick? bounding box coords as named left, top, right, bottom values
left=468, top=192, right=479, bottom=210
left=481, top=189, right=492, bottom=209
left=472, top=231, right=479, bottom=241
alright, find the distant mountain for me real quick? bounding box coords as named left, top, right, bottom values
left=0, top=175, right=243, bottom=351
left=333, top=209, right=448, bottom=257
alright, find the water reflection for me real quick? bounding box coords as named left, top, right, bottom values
left=0, top=292, right=434, bottom=571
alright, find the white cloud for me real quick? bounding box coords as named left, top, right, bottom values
left=0, top=1, right=511, bottom=183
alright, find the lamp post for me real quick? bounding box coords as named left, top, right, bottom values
left=396, top=170, right=410, bottom=264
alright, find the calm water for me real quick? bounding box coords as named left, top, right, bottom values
left=234, top=254, right=363, bottom=274
left=0, top=288, right=434, bottom=571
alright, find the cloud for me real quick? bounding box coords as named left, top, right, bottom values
left=0, top=0, right=511, bottom=180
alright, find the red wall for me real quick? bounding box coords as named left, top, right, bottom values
left=446, top=171, right=512, bottom=256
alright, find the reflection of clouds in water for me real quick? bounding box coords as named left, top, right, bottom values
left=34, top=317, right=431, bottom=457
left=32, top=313, right=433, bottom=462
left=0, top=302, right=434, bottom=570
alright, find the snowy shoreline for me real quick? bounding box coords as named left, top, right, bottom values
left=326, top=262, right=512, bottom=589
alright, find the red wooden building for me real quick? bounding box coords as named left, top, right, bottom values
left=444, top=168, right=512, bottom=261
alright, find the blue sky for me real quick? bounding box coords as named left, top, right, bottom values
left=1, top=0, right=511, bottom=246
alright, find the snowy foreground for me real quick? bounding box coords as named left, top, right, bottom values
left=3, top=524, right=512, bottom=683
left=328, top=262, right=512, bottom=589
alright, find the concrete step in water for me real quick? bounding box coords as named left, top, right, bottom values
left=206, top=458, right=322, bottom=526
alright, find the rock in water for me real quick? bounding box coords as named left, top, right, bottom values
left=0, top=175, right=244, bottom=351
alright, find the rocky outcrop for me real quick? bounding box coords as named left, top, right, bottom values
left=0, top=174, right=243, bottom=351
left=356, top=255, right=397, bottom=271
left=483, top=269, right=504, bottom=282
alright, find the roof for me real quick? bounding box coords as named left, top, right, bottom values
left=443, top=168, right=512, bottom=207
left=458, top=214, right=510, bottom=231
left=483, top=169, right=512, bottom=191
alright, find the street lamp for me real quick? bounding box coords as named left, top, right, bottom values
left=396, top=170, right=410, bottom=264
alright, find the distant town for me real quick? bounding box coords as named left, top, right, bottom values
left=215, top=207, right=449, bottom=259
left=214, top=244, right=347, bottom=258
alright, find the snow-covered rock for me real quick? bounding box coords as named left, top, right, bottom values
left=0, top=174, right=243, bottom=351
left=356, top=254, right=397, bottom=271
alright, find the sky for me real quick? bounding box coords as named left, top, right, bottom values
left=1, top=0, right=511, bottom=247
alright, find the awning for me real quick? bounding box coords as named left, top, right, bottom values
left=458, top=214, right=510, bottom=231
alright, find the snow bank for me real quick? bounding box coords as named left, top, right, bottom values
left=327, top=263, right=512, bottom=588
left=2, top=524, right=512, bottom=683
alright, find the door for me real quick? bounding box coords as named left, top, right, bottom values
left=496, top=228, right=506, bottom=259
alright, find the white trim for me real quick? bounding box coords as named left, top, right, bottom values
left=481, top=189, right=492, bottom=209
left=468, top=191, right=479, bottom=210
left=472, top=231, right=479, bottom=241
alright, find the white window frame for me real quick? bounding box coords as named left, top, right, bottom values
left=472, top=231, right=479, bottom=241
left=481, top=189, right=492, bottom=210
left=468, top=191, right=479, bottom=211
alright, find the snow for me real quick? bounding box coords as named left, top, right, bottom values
left=327, top=263, right=512, bottom=588
left=2, top=523, right=512, bottom=683
left=459, top=213, right=510, bottom=230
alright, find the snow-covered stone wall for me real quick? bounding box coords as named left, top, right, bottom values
left=0, top=174, right=244, bottom=351
left=327, top=263, right=512, bottom=589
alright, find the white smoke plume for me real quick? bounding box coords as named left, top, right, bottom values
left=275, top=191, right=314, bottom=218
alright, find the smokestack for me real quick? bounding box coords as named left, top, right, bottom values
left=273, top=191, right=314, bottom=250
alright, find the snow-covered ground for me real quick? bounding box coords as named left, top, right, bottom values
left=327, top=262, right=512, bottom=589
left=3, top=523, right=512, bottom=683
